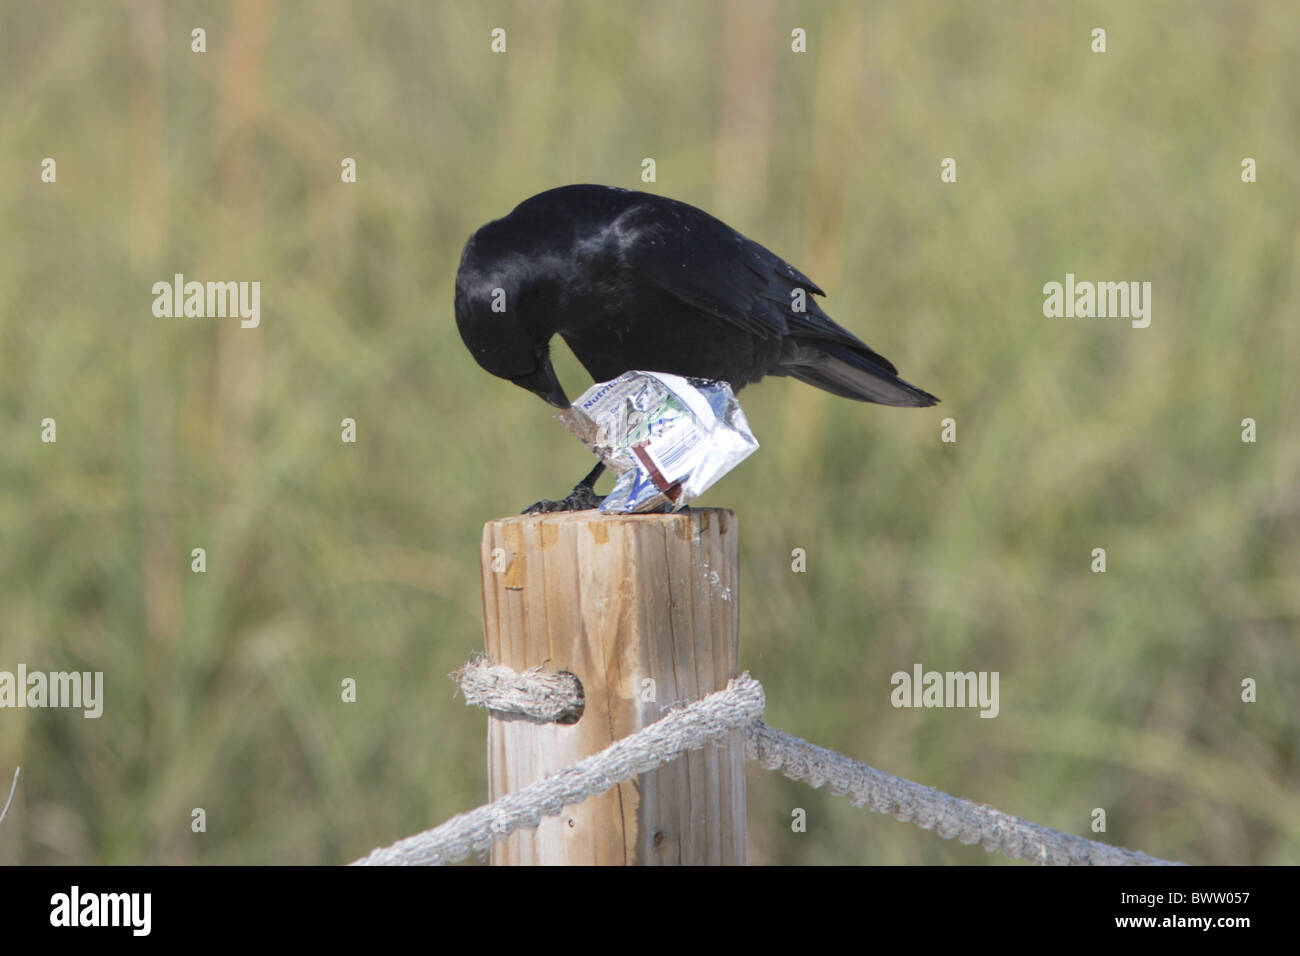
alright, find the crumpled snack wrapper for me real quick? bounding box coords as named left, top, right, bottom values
left=555, top=371, right=759, bottom=513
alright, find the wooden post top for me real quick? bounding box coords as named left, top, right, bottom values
left=484, top=507, right=734, bottom=528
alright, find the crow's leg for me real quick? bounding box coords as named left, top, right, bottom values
left=521, top=462, right=607, bottom=514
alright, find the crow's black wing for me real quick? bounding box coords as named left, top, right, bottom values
left=609, top=200, right=889, bottom=359
left=607, top=197, right=937, bottom=406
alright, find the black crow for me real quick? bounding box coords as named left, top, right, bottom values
left=455, top=184, right=938, bottom=512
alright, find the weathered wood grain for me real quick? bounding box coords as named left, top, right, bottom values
left=480, top=508, right=744, bottom=865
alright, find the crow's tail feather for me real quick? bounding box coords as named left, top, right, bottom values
left=781, top=339, right=939, bottom=407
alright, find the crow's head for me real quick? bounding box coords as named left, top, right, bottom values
left=454, top=227, right=570, bottom=409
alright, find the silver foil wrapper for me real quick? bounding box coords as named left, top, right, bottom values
left=555, top=371, right=759, bottom=513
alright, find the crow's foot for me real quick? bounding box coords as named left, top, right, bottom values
left=521, top=482, right=605, bottom=515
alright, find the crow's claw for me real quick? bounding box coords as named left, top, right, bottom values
left=521, top=483, right=605, bottom=515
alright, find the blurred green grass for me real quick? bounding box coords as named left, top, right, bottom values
left=0, top=0, right=1297, bottom=864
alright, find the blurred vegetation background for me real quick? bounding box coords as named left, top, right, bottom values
left=1, top=0, right=1297, bottom=865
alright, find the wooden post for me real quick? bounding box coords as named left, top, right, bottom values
left=480, top=508, right=745, bottom=865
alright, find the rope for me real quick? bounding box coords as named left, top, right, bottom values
left=454, top=656, right=585, bottom=724
left=0, top=767, right=17, bottom=826
left=747, top=723, right=1174, bottom=865
left=353, top=663, right=1181, bottom=866
left=352, top=674, right=763, bottom=866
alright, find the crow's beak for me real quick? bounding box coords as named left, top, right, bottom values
left=513, top=354, right=570, bottom=409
